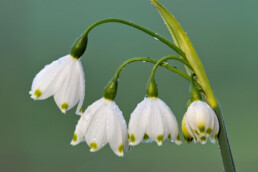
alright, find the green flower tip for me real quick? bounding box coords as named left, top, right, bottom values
left=118, top=144, right=123, bottom=153
left=168, top=134, right=171, bottom=139
left=176, top=134, right=181, bottom=142
left=157, top=134, right=163, bottom=142
left=34, top=89, right=42, bottom=98
left=143, top=133, right=149, bottom=140
left=72, top=133, right=77, bottom=142
left=130, top=134, right=136, bottom=143
left=90, top=142, right=98, bottom=150
left=184, top=136, right=193, bottom=144
left=214, top=134, right=218, bottom=141
left=200, top=136, right=206, bottom=142
left=206, top=128, right=212, bottom=135
left=199, top=125, right=205, bottom=133
left=194, top=130, right=199, bottom=135
left=61, top=103, right=69, bottom=111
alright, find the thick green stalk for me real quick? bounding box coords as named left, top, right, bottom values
left=214, top=106, right=236, bottom=172
left=151, top=0, right=235, bottom=171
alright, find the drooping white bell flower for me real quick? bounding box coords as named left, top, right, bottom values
left=71, top=97, right=129, bottom=157
left=128, top=97, right=181, bottom=146
left=29, top=54, right=85, bottom=114
left=184, top=100, right=219, bottom=144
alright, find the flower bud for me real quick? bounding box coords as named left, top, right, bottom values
left=184, top=100, right=219, bottom=144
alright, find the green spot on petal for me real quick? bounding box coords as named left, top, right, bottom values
left=90, top=142, right=98, bottom=150
left=176, top=134, right=180, bottom=141
left=168, top=134, right=171, bottom=139
left=127, top=134, right=130, bottom=140
left=184, top=136, right=193, bottom=143
left=199, top=125, right=205, bottom=133
left=194, top=130, right=199, bottom=135
left=130, top=134, right=135, bottom=143
left=184, top=134, right=192, bottom=142
left=79, top=108, right=82, bottom=113
left=200, top=136, right=206, bottom=142
left=206, top=128, right=212, bottom=135
left=72, top=133, right=77, bottom=142
left=34, top=89, right=42, bottom=98
left=157, top=134, right=163, bottom=142
left=143, top=133, right=149, bottom=140
left=214, top=134, right=218, bottom=140
left=61, top=103, right=69, bottom=110
left=118, top=144, right=123, bottom=153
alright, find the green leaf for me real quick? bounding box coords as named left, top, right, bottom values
left=151, top=0, right=217, bottom=108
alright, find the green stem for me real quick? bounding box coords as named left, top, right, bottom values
left=151, top=1, right=235, bottom=170
left=104, top=56, right=190, bottom=100
left=150, top=56, right=190, bottom=78
left=113, top=57, right=189, bottom=80
left=214, top=106, right=236, bottom=172
left=81, top=18, right=186, bottom=58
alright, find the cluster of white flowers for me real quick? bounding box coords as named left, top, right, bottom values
left=30, top=55, right=219, bottom=157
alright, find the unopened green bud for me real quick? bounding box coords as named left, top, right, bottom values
left=70, top=34, right=88, bottom=59
left=147, top=76, right=158, bottom=97
left=104, top=78, right=118, bottom=101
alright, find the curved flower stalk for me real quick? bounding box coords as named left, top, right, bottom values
left=71, top=97, right=129, bottom=157
left=128, top=97, right=181, bottom=146
left=30, top=54, right=85, bottom=114
left=182, top=100, right=219, bottom=144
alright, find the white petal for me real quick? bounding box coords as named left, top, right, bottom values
left=112, top=101, right=129, bottom=152
left=54, top=57, right=82, bottom=113
left=70, top=98, right=106, bottom=146
left=145, top=99, right=164, bottom=146
left=84, top=106, right=108, bottom=152
left=187, top=101, right=210, bottom=135
left=128, top=98, right=150, bottom=146
left=107, top=102, right=125, bottom=157
left=210, top=112, right=219, bottom=143
left=70, top=116, right=88, bottom=146
left=185, top=115, right=199, bottom=143
left=157, top=98, right=181, bottom=145
left=205, top=107, right=215, bottom=137
left=75, top=59, right=85, bottom=115
left=30, top=55, right=70, bottom=100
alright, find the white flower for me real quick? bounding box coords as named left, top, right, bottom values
left=70, top=98, right=129, bottom=157
left=128, top=97, right=181, bottom=146
left=29, top=54, right=85, bottom=114
left=184, top=100, right=219, bottom=144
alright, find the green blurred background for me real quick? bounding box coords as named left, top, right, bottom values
left=1, top=0, right=257, bottom=171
